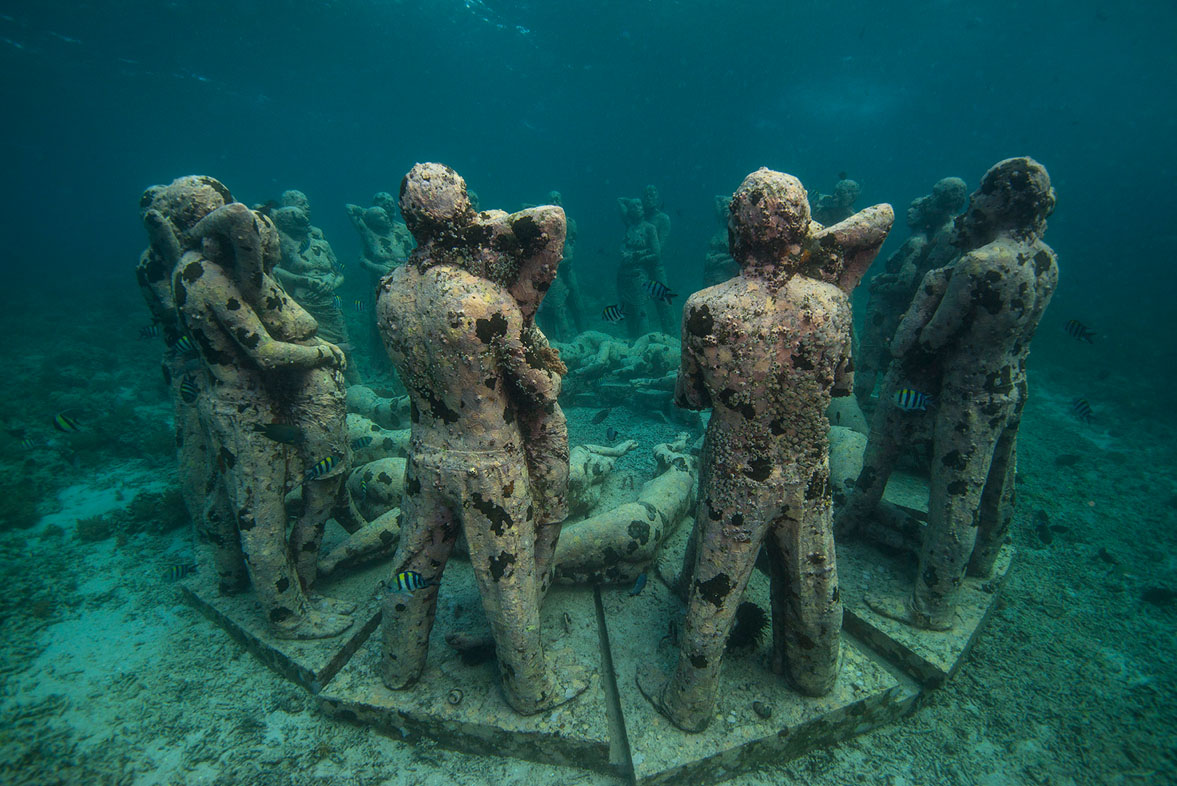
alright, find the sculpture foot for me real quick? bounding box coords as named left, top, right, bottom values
left=864, top=593, right=953, bottom=631
left=309, top=594, right=358, bottom=615
left=271, top=608, right=354, bottom=640
left=635, top=662, right=710, bottom=733
left=509, top=657, right=591, bottom=716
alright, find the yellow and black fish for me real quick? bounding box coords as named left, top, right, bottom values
left=642, top=279, right=677, bottom=303
left=174, top=335, right=197, bottom=355
left=354, top=299, right=366, bottom=313
left=304, top=455, right=339, bottom=481
left=19, top=437, right=38, bottom=450
left=165, top=563, right=197, bottom=581
left=53, top=412, right=81, bottom=432
left=333, top=294, right=343, bottom=311
left=179, top=375, right=200, bottom=404
left=894, top=388, right=932, bottom=412
left=1071, top=397, right=1094, bottom=424
left=1064, top=319, right=1096, bottom=343
left=389, top=570, right=436, bottom=595
left=350, top=436, right=373, bottom=450
left=602, top=304, right=625, bottom=323
left=139, top=324, right=160, bottom=339
left=358, top=477, right=369, bottom=500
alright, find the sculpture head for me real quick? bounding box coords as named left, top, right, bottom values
left=363, top=206, right=392, bottom=233
left=832, top=178, right=861, bottom=208
left=281, top=189, right=311, bottom=218
left=372, top=191, right=397, bottom=215
left=399, top=162, right=477, bottom=243
left=714, top=194, right=731, bottom=224
left=272, top=206, right=311, bottom=240
left=955, top=158, right=1055, bottom=247
left=642, top=184, right=663, bottom=215
left=547, top=190, right=563, bottom=207
left=139, top=175, right=232, bottom=234
left=728, top=168, right=811, bottom=270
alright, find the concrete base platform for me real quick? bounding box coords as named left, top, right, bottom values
left=838, top=540, right=1014, bottom=687
left=179, top=559, right=385, bottom=693
left=602, top=569, right=920, bottom=786
left=318, top=559, right=615, bottom=774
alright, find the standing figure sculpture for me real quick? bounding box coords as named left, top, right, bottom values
left=536, top=190, right=586, bottom=341
left=702, top=194, right=738, bottom=286
left=855, top=177, right=966, bottom=407
left=637, top=167, right=893, bottom=732
left=272, top=190, right=359, bottom=380
left=173, top=196, right=354, bottom=639
left=615, top=196, right=663, bottom=339
left=812, top=178, right=862, bottom=226
left=836, top=157, right=1057, bottom=630
left=376, top=163, right=585, bottom=715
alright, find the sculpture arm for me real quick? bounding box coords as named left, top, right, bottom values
left=890, top=266, right=952, bottom=358
left=674, top=310, right=711, bottom=410
left=493, top=293, right=561, bottom=405
left=917, top=256, right=979, bottom=353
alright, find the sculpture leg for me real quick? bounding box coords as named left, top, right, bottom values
left=968, top=389, right=1023, bottom=578
left=290, top=474, right=344, bottom=590
left=459, top=457, right=572, bottom=714
left=379, top=456, right=457, bottom=689
left=912, top=396, right=1002, bottom=629
left=834, top=384, right=908, bottom=538
left=647, top=503, right=767, bottom=732
left=766, top=469, right=841, bottom=696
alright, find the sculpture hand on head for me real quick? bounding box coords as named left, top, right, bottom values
left=272, top=206, right=311, bottom=240
left=399, top=162, right=477, bottom=245
left=281, top=189, right=311, bottom=218
left=140, top=176, right=234, bottom=265
left=954, top=157, right=1055, bottom=248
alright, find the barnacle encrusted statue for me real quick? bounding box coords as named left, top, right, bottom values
left=376, top=163, right=586, bottom=715
left=170, top=190, right=355, bottom=640
left=638, top=167, right=893, bottom=732
left=836, top=157, right=1057, bottom=631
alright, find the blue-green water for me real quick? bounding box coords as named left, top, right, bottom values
left=1, top=2, right=1174, bottom=784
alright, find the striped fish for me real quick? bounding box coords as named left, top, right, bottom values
left=642, top=279, right=677, bottom=303
left=179, top=375, right=200, bottom=404
left=602, top=304, right=625, bottom=323
left=304, top=455, right=339, bottom=482
left=354, top=299, right=366, bottom=313
left=165, top=563, right=197, bottom=581
left=174, top=335, right=197, bottom=355
left=333, top=294, right=343, bottom=311
left=53, top=412, right=81, bottom=432
left=350, top=436, right=373, bottom=450
left=389, top=570, right=436, bottom=595
left=1064, top=319, right=1095, bottom=343
left=358, top=477, right=368, bottom=500
left=19, top=437, right=38, bottom=450
left=894, top=388, right=932, bottom=412
left=1071, top=397, right=1093, bottom=424
left=139, top=324, right=160, bottom=339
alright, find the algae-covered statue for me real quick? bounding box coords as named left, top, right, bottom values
left=638, top=167, right=893, bottom=732
left=171, top=190, right=354, bottom=640
left=376, top=162, right=586, bottom=715
left=836, top=157, right=1057, bottom=631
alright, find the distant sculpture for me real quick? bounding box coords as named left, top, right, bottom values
left=702, top=194, right=738, bottom=286
left=376, top=163, right=585, bottom=715
left=171, top=190, right=354, bottom=639
left=638, top=167, right=893, bottom=732
left=346, top=193, right=413, bottom=284
left=272, top=190, right=358, bottom=380
left=855, top=177, right=966, bottom=407
left=615, top=197, right=664, bottom=339
left=836, top=157, right=1057, bottom=630
left=536, top=190, right=586, bottom=341
left=812, top=178, right=862, bottom=225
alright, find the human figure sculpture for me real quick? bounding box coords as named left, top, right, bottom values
left=615, top=197, right=663, bottom=339
left=137, top=176, right=244, bottom=593
left=637, top=167, right=893, bottom=732
left=272, top=191, right=358, bottom=380
left=702, top=194, right=738, bottom=286
left=536, top=190, right=586, bottom=341
left=836, top=157, right=1057, bottom=631
left=855, top=178, right=966, bottom=407
left=346, top=193, right=413, bottom=283
left=642, top=185, right=676, bottom=335
left=812, top=178, right=862, bottom=226
left=172, top=196, right=354, bottom=639
left=376, top=163, right=585, bottom=715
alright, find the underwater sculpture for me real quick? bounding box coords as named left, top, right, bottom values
left=837, top=157, right=1057, bottom=631
left=272, top=190, right=358, bottom=380
left=615, top=196, right=665, bottom=339
left=376, top=162, right=586, bottom=715
left=535, top=190, right=586, bottom=342
left=137, top=176, right=242, bottom=593
left=812, top=177, right=862, bottom=226
left=171, top=192, right=355, bottom=639
left=638, top=167, right=893, bottom=732
left=855, top=177, right=967, bottom=407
